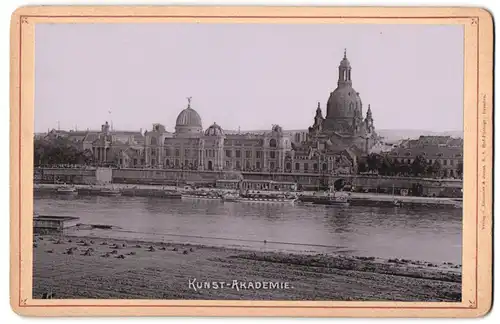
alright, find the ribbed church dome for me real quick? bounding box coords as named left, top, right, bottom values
left=175, top=101, right=203, bottom=136
left=176, top=107, right=202, bottom=128
left=326, top=87, right=363, bottom=119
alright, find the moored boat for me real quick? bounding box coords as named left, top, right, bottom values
left=182, top=191, right=222, bottom=201
left=222, top=192, right=240, bottom=202
left=56, top=186, right=78, bottom=195
left=99, top=187, right=122, bottom=197
left=236, top=191, right=297, bottom=204
left=299, top=190, right=350, bottom=207
left=311, top=194, right=350, bottom=206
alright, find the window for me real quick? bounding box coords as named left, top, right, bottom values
left=226, top=150, right=232, bottom=158
left=295, top=163, right=300, bottom=170
left=450, top=159, right=454, bottom=166
left=270, top=162, right=275, bottom=170
left=164, top=148, right=171, bottom=156
left=151, top=149, right=156, bottom=156
left=152, top=159, right=156, bottom=165
left=313, top=163, right=318, bottom=171
left=269, top=139, right=277, bottom=148
left=185, top=149, right=190, bottom=157
left=175, top=149, right=180, bottom=157
left=236, top=161, right=241, bottom=170
left=225, top=161, right=230, bottom=168
left=443, top=159, right=448, bottom=166
left=150, top=137, right=157, bottom=145
left=256, top=151, right=262, bottom=158
left=175, top=159, right=179, bottom=167
left=165, top=159, right=170, bottom=166
left=304, top=163, right=309, bottom=171
left=246, top=150, right=252, bottom=158
left=322, top=163, right=327, bottom=171
left=246, top=161, right=251, bottom=170
left=286, top=162, right=292, bottom=170
left=236, top=150, right=241, bottom=158
left=270, top=151, right=276, bottom=159
left=256, top=161, right=261, bottom=169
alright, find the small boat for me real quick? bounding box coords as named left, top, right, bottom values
left=56, top=186, right=77, bottom=195
left=162, top=190, right=183, bottom=199
left=236, top=191, right=297, bottom=204
left=182, top=191, right=222, bottom=201
left=222, top=192, right=240, bottom=202
left=298, top=191, right=350, bottom=206
left=311, top=194, right=350, bottom=206
left=99, top=187, right=122, bottom=197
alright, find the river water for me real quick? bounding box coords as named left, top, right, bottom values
left=34, top=195, right=463, bottom=264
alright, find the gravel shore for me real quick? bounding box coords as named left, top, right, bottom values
left=33, top=233, right=461, bottom=301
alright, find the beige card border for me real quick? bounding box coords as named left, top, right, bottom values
left=9, top=6, right=493, bottom=318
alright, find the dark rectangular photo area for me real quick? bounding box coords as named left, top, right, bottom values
left=32, top=23, right=463, bottom=301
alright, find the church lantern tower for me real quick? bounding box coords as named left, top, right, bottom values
left=338, top=49, right=352, bottom=87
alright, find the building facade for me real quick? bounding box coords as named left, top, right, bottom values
left=141, top=99, right=294, bottom=172
left=387, top=136, right=463, bottom=178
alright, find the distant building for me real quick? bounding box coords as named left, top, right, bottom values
left=43, top=122, right=145, bottom=165
left=387, top=135, right=463, bottom=178
left=399, top=135, right=463, bottom=149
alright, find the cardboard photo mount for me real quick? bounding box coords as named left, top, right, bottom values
left=10, top=6, right=493, bottom=318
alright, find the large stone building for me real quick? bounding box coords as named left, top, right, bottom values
left=387, top=135, right=463, bottom=178
left=43, top=122, right=145, bottom=166
left=138, top=98, right=293, bottom=172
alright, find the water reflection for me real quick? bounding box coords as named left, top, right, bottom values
left=34, top=195, right=462, bottom=264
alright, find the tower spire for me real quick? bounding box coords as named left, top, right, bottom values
left=344, top=48, right=347, bottom=59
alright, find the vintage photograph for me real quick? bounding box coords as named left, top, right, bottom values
left=32, top=22, right=464, bottom=302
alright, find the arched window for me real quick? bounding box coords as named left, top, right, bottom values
left=286, top=162, right=292, bottom=171
left=270, top=151, right=276, bottom=159
left=269, top=138, right=277, bottom=148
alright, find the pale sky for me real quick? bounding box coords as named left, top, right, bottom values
left=35, top=23, right=464, bottom=133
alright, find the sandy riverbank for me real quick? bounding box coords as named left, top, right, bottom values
left=33, top=233, right=461, bottom=301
